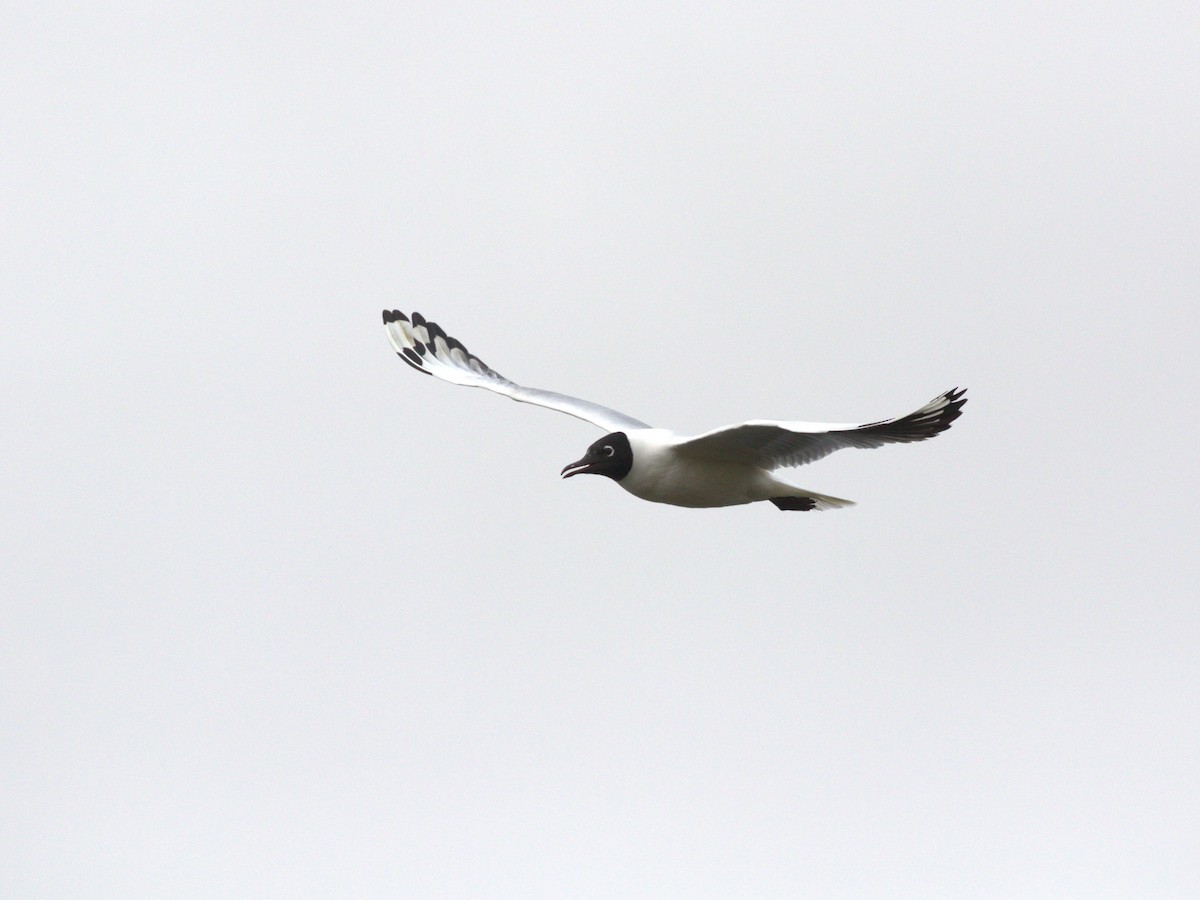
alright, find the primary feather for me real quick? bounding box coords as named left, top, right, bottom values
left=671, top=388, right=967, bottom=470
left=382, top=310, right=649, bottom=432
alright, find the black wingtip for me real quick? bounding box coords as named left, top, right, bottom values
left=382, top=310, right=507, bottom=384
left=943, top=387, right=968, bottom=422
left=425, top=320, right=448, bottom=343
left=400, top=347, right=431, bottom=374
left=855, top=387, right=969, bottom=443
left=927, top=386, right=968, bottom=434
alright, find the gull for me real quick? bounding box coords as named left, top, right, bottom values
left=382, top=310, right=966, bottom=511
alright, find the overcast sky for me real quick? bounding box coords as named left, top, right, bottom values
left=3, top=2, right=1198, bottom=897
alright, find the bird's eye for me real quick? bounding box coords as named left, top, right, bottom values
left=602, top=445, right=615, bottom=457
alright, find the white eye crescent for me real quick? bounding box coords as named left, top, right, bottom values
left=602, top=445, right=615, bottom=457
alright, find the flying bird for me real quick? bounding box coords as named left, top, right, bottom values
left=383, top=310, right=966, bottom=511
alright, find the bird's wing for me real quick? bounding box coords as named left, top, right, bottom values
left=672, top=388, right=967, bottom=470
left=383, top=310, right=651, bottom=432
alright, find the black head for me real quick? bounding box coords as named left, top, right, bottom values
left=560, top=432, right=633, bottom=482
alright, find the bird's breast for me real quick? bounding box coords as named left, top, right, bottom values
left=620, top=435, right=772, bottom=508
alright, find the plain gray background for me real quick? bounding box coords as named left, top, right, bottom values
left=4, top=2, right=1198, bottom=896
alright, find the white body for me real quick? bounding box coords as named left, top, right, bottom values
left=621, top=430, right=852, bottom=509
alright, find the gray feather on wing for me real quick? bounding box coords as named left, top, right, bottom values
left=673, top=389, right=967, bottom=470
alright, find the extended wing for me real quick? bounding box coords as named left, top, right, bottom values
left=673, top=388, right=967, bottom=470
left=382, top=310, right=651, bottom=433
